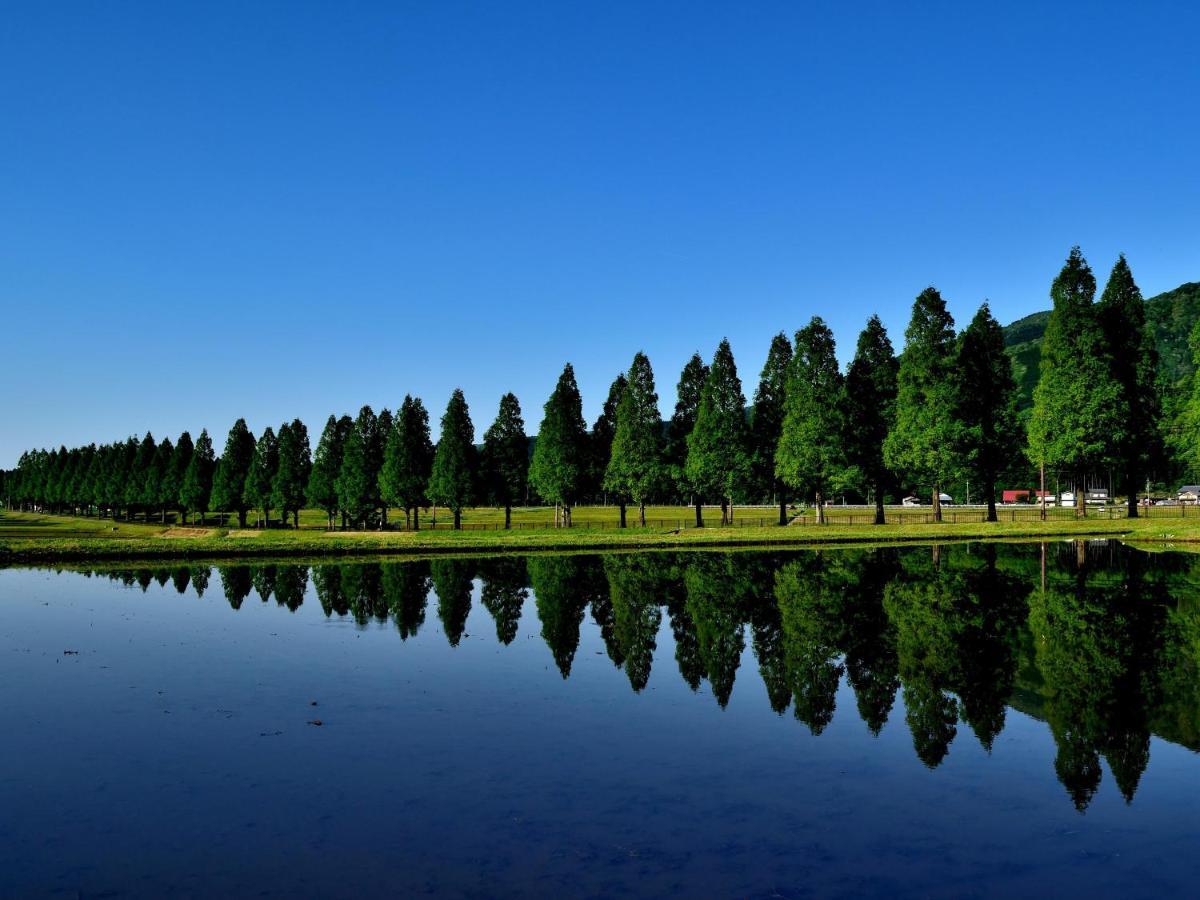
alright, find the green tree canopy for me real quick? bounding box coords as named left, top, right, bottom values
left=775, top=317, right=848, bottom=524
left=605, top=352, right=664, bottom=526
left=307, top=415, right=350, bottom=528
left=1027, top=248, right=1123, bottom=515
left=589, top=373, right=627, bottom=501
left=179, top=428, right=215, bottom=524
left=1098, top=255, right=1161, bottom=516
left=883, top=287, right=963, bottom=521
left=529, top=363, right=588, bottom=525
left=380, top=394, right=435, bottom=529
left=245, top=425, right=279, bottom=526
left=272, top=419, right=311, bottom=527
left=211, top=418, right=256, bottom=527
left=844, top=315, right=898, bottom=524
left=480, top=392, right=528, bottom=528
left=750, top=332, right=792, bottom=522
left=428, top=389, right=477, bottom=529
left=686, top=339, right=750, bottom=524
left=957, top=302, right=1021, bottom=521
left=667, top=353, right=709, bottom=514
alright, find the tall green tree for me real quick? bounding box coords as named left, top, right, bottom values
left=272, top=419, right=311, bottom=527
left=245, top=426, right=278, bottom=527
left=589, top=373, right=627, bottom=504
left=957, top=303, right=1021, bottom=522
left=1098, top=255, right=1161, bottom=516
left=307, top=415, right=349, bottom=529
left=529, top=363, right=588, bottom=527
left=211, top=418, right=256, bottom=527
left=605, top=352, right=664, bottom=527
left=1027, top=248, right=1123, bottom=517
left=686, top=339, right=750, bottom=525
left=167, top=431, right=193, bottom=522
left=150, top=436, right=175, bottom=522
left=884, top=288, right=963, bottom=522
left=337, top=421, right=375, bottom=528
left=380, top=395, right=435, bottom=530
left=844, top=315, right=899, bottom=525
left=776, top=317, right=848, bottom=525
left=428, top=389, right=477, bottom=530
left=129, top=432, right=157, bottom=520
left=480, top=392, right=528, bottom=529
left=180, top=428, right=215, bottom=525
left=750, top=333, right=793, bottom=525
left=667, top=353, right=709, bottom=524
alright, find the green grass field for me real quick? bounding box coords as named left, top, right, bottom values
left=3, top=506, right=1196, bottom=564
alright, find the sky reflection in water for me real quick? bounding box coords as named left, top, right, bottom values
left=1, top=541, right=1199, bottom=897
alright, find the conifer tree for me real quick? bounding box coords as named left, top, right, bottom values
left=380, top=395, right=434, bottom=529
left=373, top=408, right=393, bottom=526
left=307, top=415, right=347, bottom=529
left=336, top=423, right=375, bottom=528
left=844, top=315, right=899, bottom=525
left=686, top=339, right=750, bottom=525
left=148, top=436, right=174, bottom=522
left=589, top=373, right=627, bottom=504
left=245, top=426, right=279, bottom=527
left=775, top=318, right=847, bottom=524
left=668, top=353, right=709, bottom=524
left=129, top=432, right=157, bottom=520
left=480, top=392, right=528, bottom=529
left=211, top=418, right=256, bottom=527
left=168, top=432, right=193, bottom=522
left=1098, top=255, right=1161, bottom=516
left=884, top=288, right=963, bottom=522
left=605, top=352, right=664, bottom=527
left=529, top=363, right=588, bottom=527
left=957, top=303, right=1021, bottom=522
left=428, top=389, right=477, bottom=530
left=750, top=333, right=792, bottom=525
left=272, top=420, right=310, bottom=528
left=180, top=428, right=215, bottom=525
left=1027, top=248, right=1123, bottom=517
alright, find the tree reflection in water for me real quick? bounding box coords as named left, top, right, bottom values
left=80, top=539, right=1200, bottom=810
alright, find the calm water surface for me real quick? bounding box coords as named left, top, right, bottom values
left=2, top=542, right=1199, bottom=897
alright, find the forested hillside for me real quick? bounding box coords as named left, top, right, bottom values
left=1004, top=281, right=1200, bottom=416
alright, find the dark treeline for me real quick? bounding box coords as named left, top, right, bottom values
left=77, top=541, right=1200, bottom=810
left=1, top=248, right=1168, bottom=527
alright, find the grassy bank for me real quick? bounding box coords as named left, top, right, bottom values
left=3, top=508, right=1186, bottom=565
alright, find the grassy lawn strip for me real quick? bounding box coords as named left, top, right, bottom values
left=0, top=509, right=1161, bottom=564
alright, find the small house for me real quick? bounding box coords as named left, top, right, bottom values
left=1001, top=489, right=1050, bottom=504
left=1178, top=485, right=1200, bottom=503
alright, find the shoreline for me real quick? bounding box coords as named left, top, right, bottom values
left=4, top=516, right=1184, bottom=566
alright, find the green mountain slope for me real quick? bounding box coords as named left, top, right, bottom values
left=1003, top=281, right=1200, bottom=415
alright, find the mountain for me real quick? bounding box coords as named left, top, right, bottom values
left=1003, top=281, right=1200, bottom=416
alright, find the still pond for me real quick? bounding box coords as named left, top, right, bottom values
left=1, top=541, right=1198, bottom=896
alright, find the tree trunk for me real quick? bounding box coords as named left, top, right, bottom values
left=720, top=498, right=728, bottom=526
left=816, top=490, right=825, bottom=525
left=413, top=505, right=421, bottom=531
left=639, top=501, right=646, bottom=527
left=985, top=478, right=997, bottom=522
left=504, top=503, right=512, bottom=529
left=778, top=489, right=788, bottom=526
left=238, top=509, right=247, bottom=528
left=873, top=483, right=885, bottom=525
left=695, top=500, right=703, bottom=528
left=727, top=497, right=734, bottom=524
left=453, top=508, right=461, bottom=530
left=618, top=501, right=627, bottom=528
left=431, top=504, right=437, bottom=527
left=1040, top=462, right=1046, bottom=522
left=932, top=485, right=942, bottom=523
left=1127, top=466, right=1139, bottom=518
left=1076, top=479, right=1086, bottom=518
left=381, top=506, right=388, bottom=530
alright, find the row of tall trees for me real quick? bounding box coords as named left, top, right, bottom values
left=1, top=248, right=1164, bottom=527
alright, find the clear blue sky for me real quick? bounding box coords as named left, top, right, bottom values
left=3, top=1, right=1198, bottom=465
